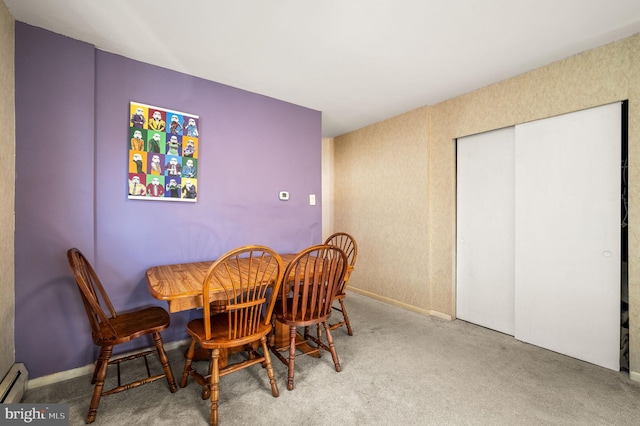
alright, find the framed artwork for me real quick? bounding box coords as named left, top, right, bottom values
left=128, top=101, right=199, bottom=202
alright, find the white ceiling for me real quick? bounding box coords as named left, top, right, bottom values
left=6, top=0, right=640, bottom=137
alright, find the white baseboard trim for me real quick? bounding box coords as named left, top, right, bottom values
left=27, top=364, right=95, bottom=391
left=348, top=287, right=453, bottom=321
left=629, top=370, right=640, bottom=382
left=27, top=338, right=190, bottom=390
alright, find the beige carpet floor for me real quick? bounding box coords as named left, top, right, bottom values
left=23, top=291, right=640, bottom=425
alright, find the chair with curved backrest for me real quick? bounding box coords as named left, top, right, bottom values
left=180, top=245, right=284, bottom=426
left=324, top=232, right=358, bottom=335
left=66, top=248, right=178, bottom=424
left=270, top=244, right=348, bottom=391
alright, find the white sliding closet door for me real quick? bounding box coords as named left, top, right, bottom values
left=457, top=127, right=515, bottom=335
left=514, top=103, right=621, bottom=370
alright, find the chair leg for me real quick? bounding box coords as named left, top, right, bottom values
left=322, top=321, right=342, bottom=372
left=210, top=349, right=220, bottom=426
left=181, top=339, right=197, bottom=388
left=338, top=298, right=353, bottom=336
left=201, top=352, right=215, bottom=400
left=91, top=347, right=107, bottom=385
left=152, top=332, right=177, bottom=392
left=287, top=325, right=297, bottom=391
left=260, top=336, right=279, bottom=398
left=87, top=345, right=112, bottom=424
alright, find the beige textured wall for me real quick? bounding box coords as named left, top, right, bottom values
left=333, top=33, right=640, bottom=377
left=0, top=0, right=16, bottom=380
left=333, top=108, right=432, bottom=313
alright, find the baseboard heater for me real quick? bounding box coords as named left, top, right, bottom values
left=0, top=363, right=29, bottom=403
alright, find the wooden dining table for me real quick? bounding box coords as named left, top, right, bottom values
left=146, top=253, right=296, bottom=312
left=145, top=253, right=307, bottom=362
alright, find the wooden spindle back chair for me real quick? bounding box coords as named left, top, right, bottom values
left=324, top=232, right=358, bottom=335
left=180, top=245, right=283, bottom=426
left=66, top=248, right=177, bottom=424
left=270, top=244, right=347, bottom=390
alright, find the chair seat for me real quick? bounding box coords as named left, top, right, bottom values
left=186, top=314, right=272, bottom=349
left=97, top=306, right=170, bottom=345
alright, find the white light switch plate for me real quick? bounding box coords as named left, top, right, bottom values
left=309, top=194, right=316, bottom=205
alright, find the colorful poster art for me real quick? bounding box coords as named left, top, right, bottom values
left=128, top=102, right=199, bottom=203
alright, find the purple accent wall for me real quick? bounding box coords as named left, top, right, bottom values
left=15, top=23, right=322, bottom=379
left=15, top=23, right=97, bottom=378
